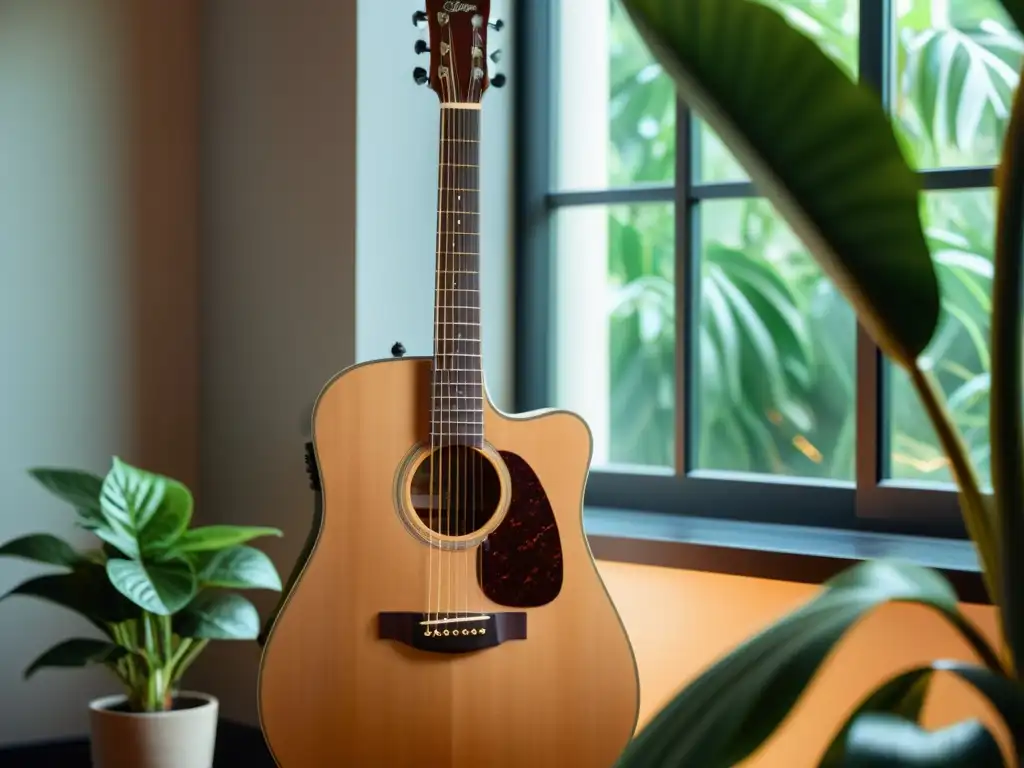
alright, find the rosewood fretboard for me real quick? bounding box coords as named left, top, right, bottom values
left=432, top=105, right=482, bottom=448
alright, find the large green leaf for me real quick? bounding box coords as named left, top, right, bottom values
left=619, top=0, right=940, bottom=368
left=842, top=715, right=1003, bottom=767
left=174, top=591, right=260, bottom=640
left=820, top=667, right=934, bottom=766
left=175, top=525, right=282, bottom=553
left=992, top=48, right=1024, bottom=676
left=98, top=458, right=192, bottom=557
left=0, top=534, right=83, bottom=568
left=24, top=638, right=128, bottom=679
left=28, top=468, right=106, bottom=528
left=613, top=560, right=1002, bottom=768
left=822, top=661, right=1024, bottom=766
left=28, top=468, right=103, bottom=510
left=106, top=556, right=196, bottom=615
left=1, top=563, right=137, bottom=627
left=195, top=546, right=281, bottom=591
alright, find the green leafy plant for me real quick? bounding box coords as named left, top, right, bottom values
left=611, top=0, right=1024, bottom=764
left=0, top=457, right=282, bottom=713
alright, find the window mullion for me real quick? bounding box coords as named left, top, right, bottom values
left=675, top=99, right=694, bottom=474
left=854, top=0, right=890, bottom=508
left=512, top=0, right=555, bottom=413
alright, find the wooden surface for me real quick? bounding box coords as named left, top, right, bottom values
left=258, top=357, right=639, bottom=767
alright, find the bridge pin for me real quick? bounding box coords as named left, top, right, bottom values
left=443, top=629, right=450, bottom=636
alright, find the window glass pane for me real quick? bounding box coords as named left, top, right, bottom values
left=888, top=189, right=993, bottom=488
left=555, top=0, right=676, bottom=191
left=698, top=0, right=860, bottom=183
left=696, top=198, right=856, bottom=480
left=894, top=0, right=1023, bottom=169
left=552, top=203, right=675, bottom=469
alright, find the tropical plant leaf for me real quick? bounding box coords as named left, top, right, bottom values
left=24, top=638, right=128, bottom=679
left=106, top=556, right=196, bottom=616
left=28, top=468, right=103, bottom=510
left=194, top=546, right=281, bottom=591
left=996, top=1, right=1024, bottom=37
left=613, top=560, right=1003, bottom=768
left=820, top=669, right=935, bottom=765
left=992, top=41, right=1024, bottom=678
left=619, top=0, right=940, bottom=368
left=841, top=714, right=1003, bottom=767
left=28, top=468, right=106, bottom=528
left=98, top=458, right=192, bottom=557
left=821, top=660, right=1024, bottom=766
left=174, top=525, right=282, bottom=553
left=0, top=534, right=83, bottom=568
left=1, top=563, right=137, bottom=627
left=907, top=29, right=1017, bottom=156
left=174, top=591, right=260, bottom=640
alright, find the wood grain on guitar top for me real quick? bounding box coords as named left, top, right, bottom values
left=257, top=357, right=640, bottom=768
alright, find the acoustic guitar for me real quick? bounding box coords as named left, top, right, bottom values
left=257, top=3, right=640, bottom=765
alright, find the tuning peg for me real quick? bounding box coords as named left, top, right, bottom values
left=489, top=19, right=505, bottom=31
left=489, top=49, right=502, bottom=63
left=413, top=67, right=429, bottom=85
left=491, top=73, right=506, bottom=88
left=415, top=40, right=429, bottom=54
left=412, top=10, right=427, bottom=26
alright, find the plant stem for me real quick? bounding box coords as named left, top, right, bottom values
left=910, top=365, right=1002, bottom=615
left=991, top=65, right=1024, bottom=681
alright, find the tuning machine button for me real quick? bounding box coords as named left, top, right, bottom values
left=414, top=40, right=429, bottom=54
left=413, top=67, right=429, bottom=85
left=491, top=73, right=507, bottom=88
left=489, top=19, right=505, bottom=31
left=412, top=10, right=427, bottom=26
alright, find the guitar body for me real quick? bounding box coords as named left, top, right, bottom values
left=257, top=357, right=640, bottom=767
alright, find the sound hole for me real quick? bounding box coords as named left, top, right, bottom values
left=410, top=445, right=502, bottom=537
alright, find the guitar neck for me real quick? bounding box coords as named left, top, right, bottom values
left=432, top=104, right=483, bottom=447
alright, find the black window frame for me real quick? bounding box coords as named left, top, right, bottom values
left=514, top=0, right=996, bottom=541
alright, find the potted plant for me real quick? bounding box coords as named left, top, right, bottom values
left=610, top=0, right=1024, bottom=765
left=0, top=457, right=283, bottom=768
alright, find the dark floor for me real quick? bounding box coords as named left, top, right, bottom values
left=0, top=720, right=275, bottom=767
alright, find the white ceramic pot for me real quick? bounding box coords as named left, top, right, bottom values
left=88, top=690, right=219, bottom=768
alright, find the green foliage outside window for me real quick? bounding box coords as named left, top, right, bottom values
left=606, top=0, right=1020, bottom=488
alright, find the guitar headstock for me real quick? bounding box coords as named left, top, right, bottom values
left=412, top=2, right=506, bottom=104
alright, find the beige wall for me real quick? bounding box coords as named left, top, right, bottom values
left=0, top=0, right=199, bottom=746
left=193, top=0, right=359, bottom=722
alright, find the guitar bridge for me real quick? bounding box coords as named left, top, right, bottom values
left=378, top=611, right=526, bottom=654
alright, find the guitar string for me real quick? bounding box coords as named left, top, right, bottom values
left=459, top=82, right=469, bottom=624
left=428, top=95, right=446, bottom=634
left=446, top=40, right=461, bottom=628
left=467, top=39, right=482, bottom=623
